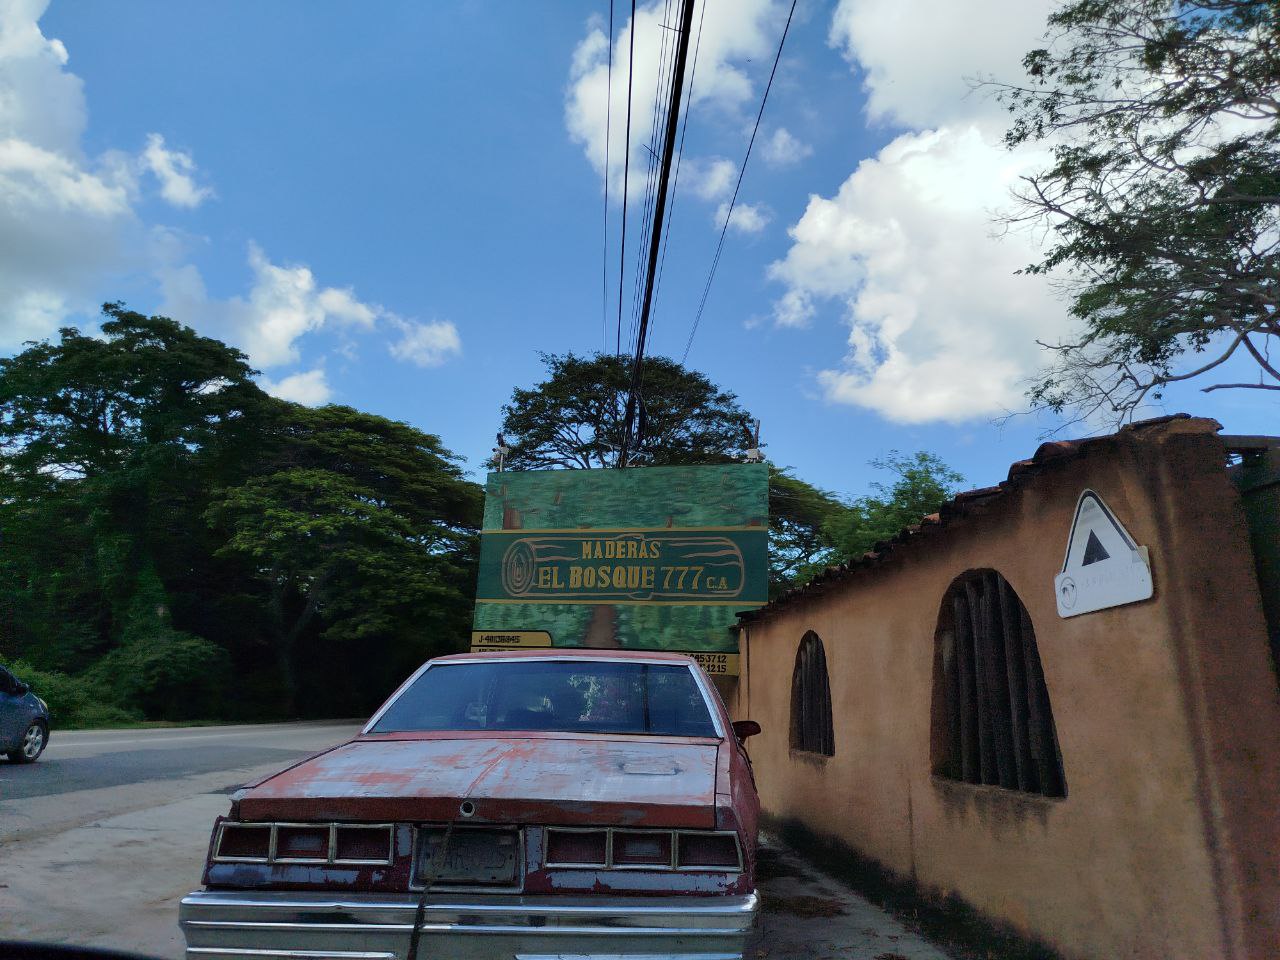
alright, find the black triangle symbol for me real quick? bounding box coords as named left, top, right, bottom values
left=1082, top=529, right=1110, bottom=566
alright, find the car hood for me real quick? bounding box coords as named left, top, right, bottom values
left=237, top=733, right=722, bottom=829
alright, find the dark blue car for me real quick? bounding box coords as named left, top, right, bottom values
left=0, top=665, right=50, bottom=763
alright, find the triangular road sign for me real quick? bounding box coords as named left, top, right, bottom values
left=1055, top=490, right=1154, bottom=618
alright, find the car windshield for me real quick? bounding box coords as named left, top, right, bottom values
left=369, top=660, right=719, bottom=738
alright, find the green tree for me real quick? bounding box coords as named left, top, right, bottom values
left=823, top=452, right=964, bottom=561
left=767, top=467, right=846, bottom=596
left=495, top=352, right=837, bottom=591
left=995, top=0, right=1280, bottom=421
left=0, top=304, right=266, bottom=676
left=1, top=305, right=481, bottom=721
left=493, top=353, right=962, bottom=595
left=209, top=404, right=482, bottom=714
left=85, top=566, right=230, bottom=721
left=0, top=302, right=260, bottom=482
left=496, top=352, right=754, bottom=469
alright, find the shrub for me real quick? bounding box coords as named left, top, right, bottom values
left=86, top=628, right=230, bottom=721
left=0, top=659, right=141, bottom=728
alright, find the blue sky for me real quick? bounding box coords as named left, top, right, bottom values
left=3, top=0, right=1275, bottom=500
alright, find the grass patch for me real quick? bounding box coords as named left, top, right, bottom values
left=60, top=717, right=238, bottom=731
left=60, top=716, right=365, bottom=731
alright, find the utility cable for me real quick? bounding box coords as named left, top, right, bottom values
left=618, top=0, right=696, bottom=466
left=682, top=0, right=798, bottom=364
left=600, top=0, right=615, bottom=351
left=614, top=0, right=638, bottom=357
left=650, top=0, right=707, bottom=340
left=626, top=0, right=676, bottom=357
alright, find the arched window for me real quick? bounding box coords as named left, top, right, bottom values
left=931, top=570, right=1066, bottom=798
left=790, top=631, right=834, bottom=756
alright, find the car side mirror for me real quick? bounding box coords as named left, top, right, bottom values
left=732, top=720, right=761, bottom=741
left=15, top=681, right=29, bottom=696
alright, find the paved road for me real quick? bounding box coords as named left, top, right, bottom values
left=0, top=722, right=363, bottom=955
left=0, top=722, right=951, bottom=959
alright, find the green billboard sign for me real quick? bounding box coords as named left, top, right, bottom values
left=471, top=463, right=768, bottom=675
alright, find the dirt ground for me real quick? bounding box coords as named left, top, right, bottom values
left=750, top=835, right=953, bottom=960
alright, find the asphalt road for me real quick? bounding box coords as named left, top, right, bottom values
left=0, top=722, right=952, bottom=960
left=0, top=721, right=364, bottom=956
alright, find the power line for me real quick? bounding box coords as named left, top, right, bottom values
left=682, top=0, right=798, bottom=364
left=600, top=0, right=615, bottom=351
left=625, top=0, right=676, bottom=359
left=649, top=0, right=707, bottom=339
left=614, top=0, right=638, bottom=357
left=618, top=0, right=696, bottom=467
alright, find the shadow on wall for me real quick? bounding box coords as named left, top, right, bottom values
left=767, top=815, right=1065, bottom=960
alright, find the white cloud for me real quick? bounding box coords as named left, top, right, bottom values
left=772, top=288, right=814, bottom=329
left=389, top=318, right=462, bottom=368
left=159, top=243, right=380, bottom=368
left=766, top=0, right=1070, bottom=423
left=0, top=0, right=453, bottom=397
left=686, top=157, right=737, bottom=201
left=142, top=133, right=212, bottom=208
left=770, top=126, right=1061, bottom=423
left=260, top=367, right=332, bottom=406
left=828, top=0, right=1057, bottom=130
left=0, top=2, right=219, bottom=349
left=761, top=127, right=812, bottom=167
left=0, top=1, right=141, bottom=349
left=0, top=138, right=129, bottom=215
left=715, top=200, right=769, bottom=234
left=565, top=0, right=783, bottom=196
left=159, top=244, right=461, bottom=380
left=0, top=0, right=87, bottom=158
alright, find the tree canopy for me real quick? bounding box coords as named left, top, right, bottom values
left=996, top=0, right=1279, bottom=421
left=822, top=451, right=965, bottom=560
left=496, top=352, right=755, bottom=469
left=494, top=352, right=962, bottom=596
left=0, top=305, right=481, bottom=724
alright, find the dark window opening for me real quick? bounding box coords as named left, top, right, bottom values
left=789, top=631, right=834, bottom=757
left=932, top=570, right=1066, bottom=798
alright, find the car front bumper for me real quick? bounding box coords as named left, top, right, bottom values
left=180, top=888, right=758, bottom=960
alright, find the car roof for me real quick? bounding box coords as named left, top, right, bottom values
left=430, top=648, right=699, bottom=665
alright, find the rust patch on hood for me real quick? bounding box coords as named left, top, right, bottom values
left=238, top=734, right=719, bottom=828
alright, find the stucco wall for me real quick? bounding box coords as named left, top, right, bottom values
left=737, top=419, right=1280, bottom=960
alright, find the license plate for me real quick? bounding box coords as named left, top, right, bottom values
left=414, top=827, right=521, bottom=887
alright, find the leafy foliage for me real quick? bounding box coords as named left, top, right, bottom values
left=496, top=352, right=754, bottom=469
left=493, top=352, right=961, bottom=596
left=822, top=452, right=965, bottom=561
left=0, top=305, right=482, bottom=723
left=0, top=658, right=142, bottom=729
left=768, top=468, right=847, bottom=596
left=210, top=406, right=481, bottom=712
left=995, top=0, right=1280, bottom=420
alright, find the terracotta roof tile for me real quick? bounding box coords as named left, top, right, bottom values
left=739, top=413, right=1215, bottom=625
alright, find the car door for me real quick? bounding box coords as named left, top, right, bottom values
left=0, top=667, right=30, bottom=749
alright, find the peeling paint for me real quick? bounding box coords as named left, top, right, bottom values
left=238, top=735, right=721, bottom=829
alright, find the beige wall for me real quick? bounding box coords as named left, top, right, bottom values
left=738, top=420, right=1280, bottom=960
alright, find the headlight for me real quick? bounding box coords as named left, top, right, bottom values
left=35, top=696, right=48, bottom=712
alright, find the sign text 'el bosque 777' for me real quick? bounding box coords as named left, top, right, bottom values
left=481, top=530, right=757, bottom=602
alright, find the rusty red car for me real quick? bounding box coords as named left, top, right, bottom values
left=180, top=648, right=761, bottom=959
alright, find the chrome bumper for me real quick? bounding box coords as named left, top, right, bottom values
left=180, top=888, right=758, bottom=960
